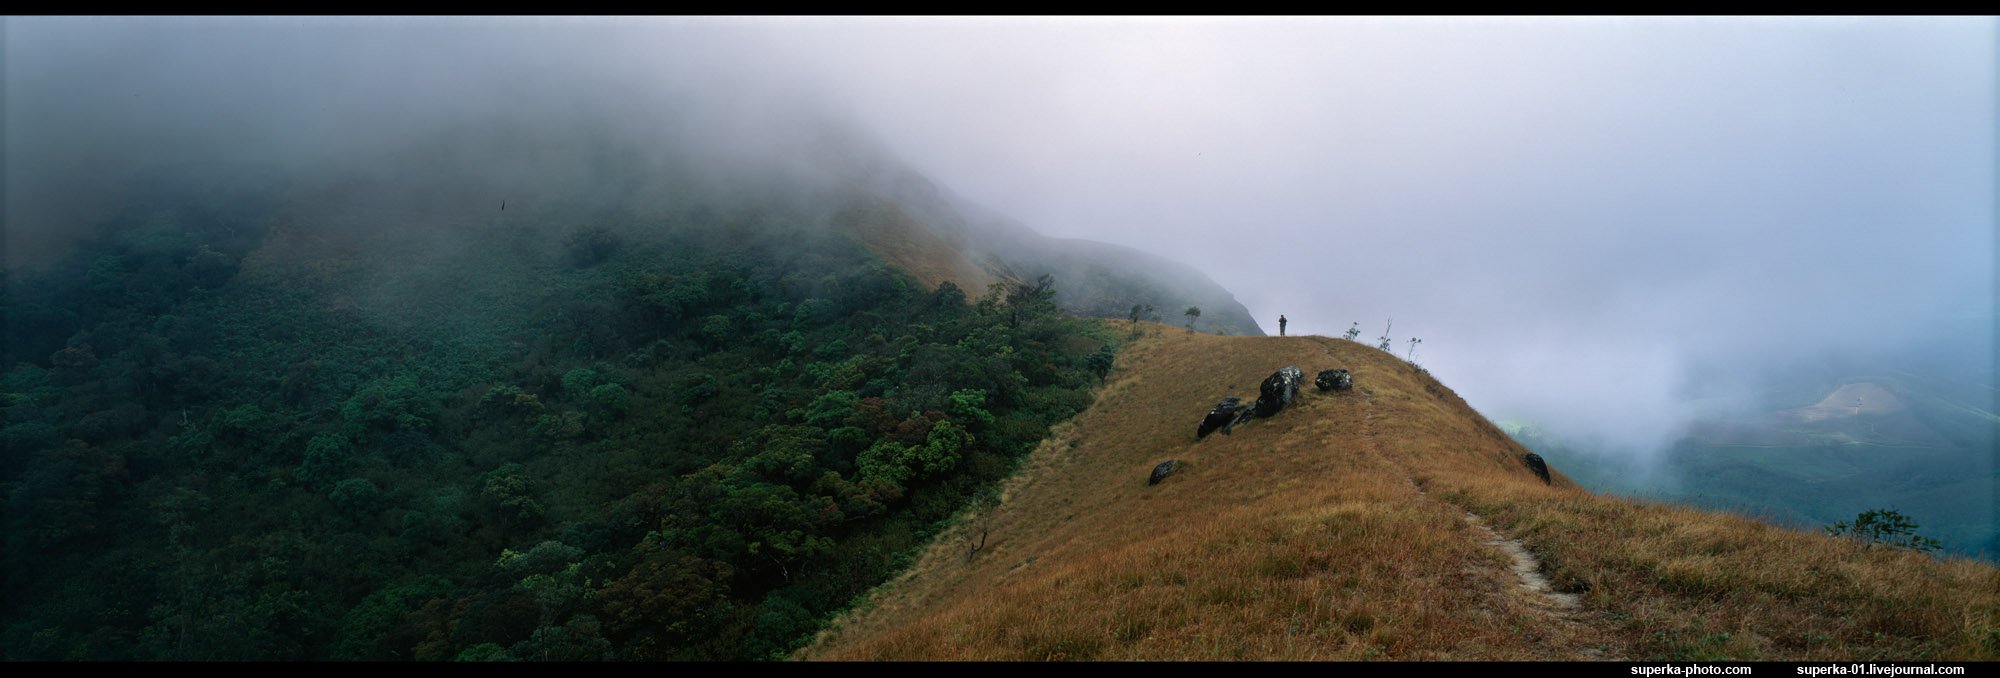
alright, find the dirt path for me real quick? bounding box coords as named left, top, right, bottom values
left=1326, top=341, right=1604, bottom=656
left=1457, top=510, right=1583, bottom=610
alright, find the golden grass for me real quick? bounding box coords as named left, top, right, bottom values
left=799, top=325, right=2000, bottom=661
left=834, top=195, right=1006, bottom=296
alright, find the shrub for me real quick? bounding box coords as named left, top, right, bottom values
left=1826, top=508, right=1941, bottom=553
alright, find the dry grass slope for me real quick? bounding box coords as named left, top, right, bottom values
left=833, top=195, right=1005, bottom=296
left=800, top=325, right=2000, bottom=661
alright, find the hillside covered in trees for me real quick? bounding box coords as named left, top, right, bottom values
left=0, top=155, right=1121, bottom=659
left=0, top=19, right=1277, bottom=658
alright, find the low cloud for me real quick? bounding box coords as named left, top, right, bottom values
left=6, top=16, right=1992, bottom=460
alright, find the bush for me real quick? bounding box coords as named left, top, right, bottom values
left=1825, top=508, right=1941, bottom=553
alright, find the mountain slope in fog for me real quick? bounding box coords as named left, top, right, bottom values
left=814, top=140, right=1266, bottom=337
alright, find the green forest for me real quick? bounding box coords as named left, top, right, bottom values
left=0, top=169, right=1119, bottom=660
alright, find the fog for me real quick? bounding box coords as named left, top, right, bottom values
left=756, top=16, right=1997, bottom=460
left=6, top=16, right=1994, bottom=461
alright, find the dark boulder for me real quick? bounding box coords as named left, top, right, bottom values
left=1522, top=453, right=1551, bottom=485
left=1148, top=460, right=1180, bottom=486
left=1197, top=397, right=1246, bottom=439
left=1227, top=406, right=1257, bottom=434
left=1315, top=369, right=1353, bottom=392
left=1251, top=366, right=1305, bottom=418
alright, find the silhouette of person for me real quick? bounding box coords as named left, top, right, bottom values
left=1278, top=315, right=1287, bottom=336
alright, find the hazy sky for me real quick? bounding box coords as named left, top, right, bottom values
left=7, top=16, right=1995, bottom=458
left=751, top=16, right=1997, bottom=457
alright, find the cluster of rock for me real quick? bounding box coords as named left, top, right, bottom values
left=1162, top=364, right=1359, bottom=484
left=1195, top=364, right=1329, bottom=440
left=1159, top=359, right=1560, bottom=489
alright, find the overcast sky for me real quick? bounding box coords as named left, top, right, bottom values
left=763, top=16, right=1999, bottom=457
left=7, top=16, right=1994, bottom=458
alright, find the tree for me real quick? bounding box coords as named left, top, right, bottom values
left=961, top=495, right=1004, bottom=563
left=587, top=383, right=629, bottom=417
left=1128, top=303, right=1154, bottom=328
left=1085, top=344, right=1115, bottom=382
left=296, top=433, right=354, bottom=486
left=596, top=541, right=733, bottom=656
left=1184, top=306, right=1201, bottom=333
left=1004, top=274, right=1058, bottom=328
left=1128, top=303, right=1155, bottom=338
left=1405, top=337, right=1422, bottom=362
left=340, top=373, right=441, bottom=443
left=946, top=389, right=996, bottom=426
left=1825, top=508, right=1941, bottom=553
left=482, top=464, right=545, bottom=526
left=857, top=418, right=974, bottom=490
left=329, top=478, right=382, bottom=521
left=1344, top=322, right=1360, bottom=342
left=932, top=281, right=966, bottom=311
left=1376, top=318, right=1393, bottom=352
left=561, top=368, right=600, bottom=395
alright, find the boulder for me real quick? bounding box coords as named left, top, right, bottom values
left=1148, top=459, right=1180, bottom=485
left=1226, top=406, right=1257, bottom=434
left=1522, top=453, right=1551, bottom=485
left=1197, top=397, right=1245, bottom=439
left=1251, top=366, right=1305, bottom=418
left=1315, top=369, right=1353, bottom=392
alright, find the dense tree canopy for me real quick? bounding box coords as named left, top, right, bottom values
left=1, top=183, right=1118, bottom=660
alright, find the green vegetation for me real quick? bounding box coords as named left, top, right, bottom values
left=1826, top=509, right=1942, bottom=554
left=1127, top=304, right=1156, bottom=339
left=1521, top=436, right=1996, bottom=559
left=1516, top=359, right=1997, bottom=560
left=0, top=181, right=1112, bottom=660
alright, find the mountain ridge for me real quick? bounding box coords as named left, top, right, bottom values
left=803, top=327, right=2000, bottom=660
left=830, top=157, right=1265, bottom=337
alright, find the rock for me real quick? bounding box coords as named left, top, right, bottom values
left=1251, top=366, right=1305, bottom=418
left=1315, top=369, right=1353, bottom=392
left=1522, top=453, right=1551, bottom=485
left=1197, top=397, right=1246, bottom=439
left=1198, top=367, right=1306, bottom=438
left=1148, top=460, right=1180, bottom=485
left=1227, top=406, right=1257, bottom=434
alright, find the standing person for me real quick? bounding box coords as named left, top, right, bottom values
left=1278, top=314, right=1287, bottom=336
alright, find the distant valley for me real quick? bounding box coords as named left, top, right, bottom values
left=1515, top=367, right=1998, bottom=560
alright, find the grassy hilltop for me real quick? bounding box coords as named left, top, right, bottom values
left=805, top=327, right=2000, bottom=661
